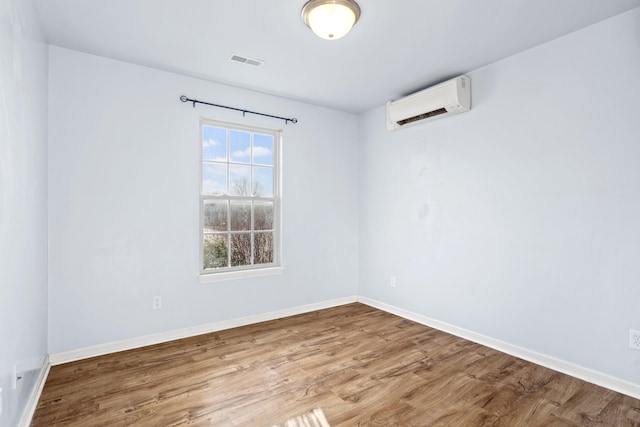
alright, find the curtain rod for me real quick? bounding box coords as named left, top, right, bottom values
left=180, top=95, right=298, bottom=125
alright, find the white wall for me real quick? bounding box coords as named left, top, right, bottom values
left=47, top=47, right=360, bottom=354
left=0, top=0, right=49, bottom=425
left=358, top=8, right=640, bottom=385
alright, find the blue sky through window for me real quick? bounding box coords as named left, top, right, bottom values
left=202, top=125, right=275, bottom=196
left=230, top=130, right=250, bottom=163
left=203, top=126, right=227, bottom=161
left=253, top=133, right=273, bottom=166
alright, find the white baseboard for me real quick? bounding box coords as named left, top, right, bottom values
left=47, top=294, right=640, bottom=400
left=49, top=296, right=358, bottom=366
left=357, top=296, right=640, bottom=400
left=18, top=355, right=51, bottom=427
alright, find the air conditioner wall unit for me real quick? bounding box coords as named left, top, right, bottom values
left=386, top=75, right=471, bottom=130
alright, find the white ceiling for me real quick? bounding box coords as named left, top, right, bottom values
left=33, top=0, right=640, bottom=113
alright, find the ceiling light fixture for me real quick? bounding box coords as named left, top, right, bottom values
left=301, top=0, right=361, bottom=40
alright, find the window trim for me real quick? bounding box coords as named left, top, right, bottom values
left=198, top=266, right=285, bottom=284
left=198, top=118, right=282, bottom=280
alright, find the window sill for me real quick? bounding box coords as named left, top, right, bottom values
left=199, top=266, right=286, bottom=284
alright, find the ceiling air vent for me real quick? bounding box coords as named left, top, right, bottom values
left=229, top=54, right=264, bottom=67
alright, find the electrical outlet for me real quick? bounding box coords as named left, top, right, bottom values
left=390, top=276, right=397, bottom=288
left=630, top=329, right=640, bottom=351
left=153, top=296, right=162, bottom=310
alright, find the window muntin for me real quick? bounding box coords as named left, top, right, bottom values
left=200, top=119, right=280, bottom=274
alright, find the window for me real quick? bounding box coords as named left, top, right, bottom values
left=200, top=119, right=281, bottom=277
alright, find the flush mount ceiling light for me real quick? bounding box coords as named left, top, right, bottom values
left=301, top=0, right=361, bottom=40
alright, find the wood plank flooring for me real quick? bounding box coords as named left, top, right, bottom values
left=32, top=303, right=640, bottom=426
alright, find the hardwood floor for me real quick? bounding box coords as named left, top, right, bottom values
left=32, top=303, right=640, bottom=426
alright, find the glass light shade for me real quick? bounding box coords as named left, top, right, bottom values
left=302, top=0, right=361, bottom=40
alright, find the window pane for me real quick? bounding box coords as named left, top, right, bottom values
left=254, top=202, right=273, bottom=230
left=203, top=163, right=228, bottom=195
left=229, top=164, right=252, bottom=195
left=253, top=166, right=273, bottom=197
left=203, top=126, right=227, bottom=161
left=229, top=130, right=251, bottom=163
left=254, top=232, right=273, bottom=265
left=253, top=134, right=274, bottom=166
left=203, top=234, right=228, bottom=269
left=230, top=202, right=251, bottom=231
left=203, top=200, right=228, bottom=232
left=230, top=233, right=251, bottom=266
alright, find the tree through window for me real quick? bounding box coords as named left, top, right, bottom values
left=200, top=119, right=280, bottom=273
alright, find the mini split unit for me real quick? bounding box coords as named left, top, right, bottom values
left=386, top=75, right=471, bottom=130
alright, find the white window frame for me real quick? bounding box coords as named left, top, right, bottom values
left=199, top=118, right=284, bottom=283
